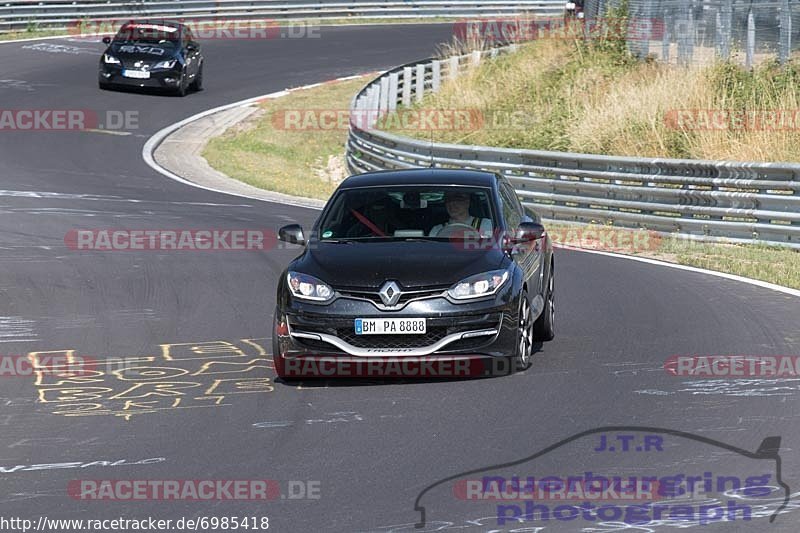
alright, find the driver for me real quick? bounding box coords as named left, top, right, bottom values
left=429, top=190, right=493, bottom=237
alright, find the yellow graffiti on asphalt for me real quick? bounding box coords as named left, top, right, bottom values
left=29, top=339, right=274, bottom=420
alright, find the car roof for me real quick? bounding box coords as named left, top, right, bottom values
left=119, top=19, right=185, bottom=31
left=338, top=169, right=499, bottom=189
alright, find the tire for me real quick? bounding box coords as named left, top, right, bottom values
left=190, top=63, right=203, bottom=92
left=272, top=310, right=296, bottom=381
left=174, top=71, right=188, bottom=97
left=514, top=290, right=534, bottom=372
left=533, top=267, right=555, bottom=342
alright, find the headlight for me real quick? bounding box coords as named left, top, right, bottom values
left=287, top=271, right=334, bottom=302
left=103, top=54, right=120, bottom=64
left=448, top=269, right=510, bottom=300
left=153, top=59, right=177, bottom=69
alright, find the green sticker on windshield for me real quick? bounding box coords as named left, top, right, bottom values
left=322, top=230, right=333, bottom=238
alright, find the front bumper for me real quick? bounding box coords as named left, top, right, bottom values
left=275, top=288, right=520, bottom=361
left=99, top=66, right=182, bottom=89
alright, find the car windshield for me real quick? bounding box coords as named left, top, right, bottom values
left=316, top=185, right=497, bottom=241
left=113, top=24, right=181, bottom=46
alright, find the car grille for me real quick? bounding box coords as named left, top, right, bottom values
left=121, top=60, right=151, bottom=69
left=337, top=287, right=447, bottom=308
left=289, top=321, right=498, bottom=353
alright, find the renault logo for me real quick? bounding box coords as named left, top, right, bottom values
left=378, top=281, right=402, bottom=306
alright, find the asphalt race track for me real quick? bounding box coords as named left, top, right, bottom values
left=0, top=24, right=799, bottom=533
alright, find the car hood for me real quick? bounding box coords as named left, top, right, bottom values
left=106, top=42, right=178, bottom=62
left=291, top=240, right=509, bottom=289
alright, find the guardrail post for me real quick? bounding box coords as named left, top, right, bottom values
left=388, top=72, right=399, bottom=112
left=367, top=86, right=379, bottom=127
left=448, top=56, right=459, bottom=80
left=402, top=66, right=412, bottom=107
left=677, top=14, right=694, bottom=66
left=471, top=50, right=481, bottom=67
left=415, top=64, right=425, bottom=103
left=379, top=77, right=390, bottom=117
left=432, top=60, right=441, bottom=92
left=746, top=10, right=755, bottom=69
left=779, top=0, right=791, bottom=64
left=721, top=0, right=732, bottom=60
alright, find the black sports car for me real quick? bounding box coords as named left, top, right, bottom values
left=272, top=169, right=555, bottom=379
left=98, top=20, right=203, bottom=96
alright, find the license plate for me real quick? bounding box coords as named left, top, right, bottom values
left=122, top=69, right=150, bottom=79
left=355, top=318, right=426, bottom=335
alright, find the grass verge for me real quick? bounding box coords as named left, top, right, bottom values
left=545, top=223, right=799, bottom=289
left=0, top=29, right=71, bottom=41
left=203, top=75, right=370, bottom=200
left=383, top=28, right=800, bottom=162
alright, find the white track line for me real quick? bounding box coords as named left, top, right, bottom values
left=141, top=76, right=370, bottom=210
left=555, top=243, right=800, bottom=298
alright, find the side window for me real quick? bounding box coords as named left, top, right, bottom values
left=499, top=183, right=522, bottom=229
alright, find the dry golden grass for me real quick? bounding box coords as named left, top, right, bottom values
left=203, top=76, right=370, bottom=200
left=386, top=35, right=800, bottom=162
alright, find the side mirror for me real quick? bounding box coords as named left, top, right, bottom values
left=278, top=224, right=305, bottom=245
left=513, top=222, right=546, bottom=243
left=102, top=36, right=111, bottom=44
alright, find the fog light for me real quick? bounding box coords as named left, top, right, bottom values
left=275, top=319, right=289, bottom=337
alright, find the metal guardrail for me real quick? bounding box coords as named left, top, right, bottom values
left=346, top=48, right=800, bottom=248
left=0, top=0, right=565, bottom=32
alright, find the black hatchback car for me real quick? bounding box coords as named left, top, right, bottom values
left=99, top=20, right=203, bottom=96
left=272, top=169, right=554, bottom=379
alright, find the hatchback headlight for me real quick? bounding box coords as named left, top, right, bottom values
left=153, top=59, right=177, bottom=69
left=287, top=271, right=334, bottom=302
left=448, top=269, right=510, bottom=300
left=103, top=54, right=120, bottom=64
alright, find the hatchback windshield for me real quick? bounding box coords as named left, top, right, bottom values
left=317, top=186, right=497, bottom=240
left=113, top=23, right=181, bottom=46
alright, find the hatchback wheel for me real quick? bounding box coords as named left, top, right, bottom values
left=174, top=71, right=188, bottom=97
left=190, top=63, right=203, bottom=91
left=533, top=269, right=555, bottom=341
left=515, top=292, right=534, bottom=371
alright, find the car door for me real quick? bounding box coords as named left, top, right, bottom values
left=181, top=27, right=199, bottom=78
left=498, top=179, right=541, bottom=288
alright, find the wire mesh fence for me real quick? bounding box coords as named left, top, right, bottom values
left=583, top=0, right=799, bottom=66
